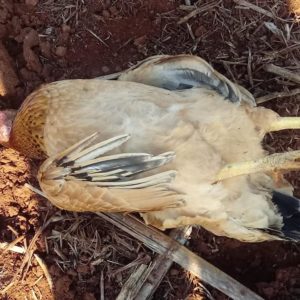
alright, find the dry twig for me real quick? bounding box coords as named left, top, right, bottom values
left=257, top=88, right=300, bottom=103
left=86, top=28, right=110, bottom=48
left=34, top=254, right=54, bottom=292
left=0, top=214, right=62, bottom=294
left=233, top=0, right=274, bottom=18
left=264, top=64, right=300, bottom=84
left=177, top=1, right=221, bottom=25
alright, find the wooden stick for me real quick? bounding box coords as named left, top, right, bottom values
left=135, top=226, right=192, bottom=300
left=96, top=213, right=263, bottom=300
left=34, top=254, right=54, bottom=292
left=116, top=264, right=149, bottom=300
left=100, top=271, right=105, bottom=300
left=264, top=64, right=300, bottom=84
left=139, top=226, right=192, bottom=299
left=256, top=88, right=300, bottom=104
left=177, top=1, right=221, bottom=25
left=117, top=226, right=192, bottom=300
left=233, top=0, right=274, bottom=18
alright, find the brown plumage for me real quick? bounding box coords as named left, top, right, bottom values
left=2, top=54, right=300, bottom=242
left=10, top=88, right=48, bottom=159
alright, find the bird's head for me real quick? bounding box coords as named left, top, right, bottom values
left=0, top=109, right=17, bottom=147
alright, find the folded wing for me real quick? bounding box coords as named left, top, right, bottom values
left=38, top=133, right=185, bottom=212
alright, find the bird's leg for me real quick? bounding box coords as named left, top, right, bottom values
left=216, top=150, right=300, bottom=182
left=266, top=117, right=300, bottom=132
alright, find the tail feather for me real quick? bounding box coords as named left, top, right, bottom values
left=271, top=191, right=300, bottom=240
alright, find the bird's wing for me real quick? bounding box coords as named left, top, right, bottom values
left=98, top=55, right=255, bottom=106
left=38, top=132, right=185, bottom=213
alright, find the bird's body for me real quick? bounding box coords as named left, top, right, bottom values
left=3, top=55, right=300, bottom=242
left=9, top=78, right=292, bottom=241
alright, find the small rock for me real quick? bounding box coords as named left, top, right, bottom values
left=11, top=16, right=21, bottom=35
left=101, top=66, right=110, bottom=73
left=194, top=25, right=207, bottom=37
left=76, top=264, right=90, bottom=274
left=134, top=35, right=148, bottom=55
left=23, top=29, right=42, bottom=73
left=170, top=268, right=179, bottom=276
left=104, top=0, right=111, bottom=8
left=83, top=293, right=96, bottom=300
left=7, top=205, right=19, bottom=217
left=45, top=27, right=54, bottom=35
left=66, top=269, right=77, bottom=276
left=25, top=0, right=38, bottom=6
left=0, top=24, right=7, bottom=38
left=115, top=65, right=122, bottom=72
left=41, top=64, right=53, bottom=81
left=102, top=10, right=110, bottom=18
left=62, top=24, right=71, bottom=33
left=39, top=40, right=51, bottom=58
left=55, top=46, right=67, bottom=57
left=262, top=287, right=275, bottom=299
left=0, top=42, right=20, bottom=97
left=109, top=6, right=118, bottom=16
left=134, top=35, right=147, bottom=47
left=16, top=66, right=36, bottom=82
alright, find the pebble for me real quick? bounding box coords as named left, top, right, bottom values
left=194, top=25, right=207, bottom=37
left=0, top=24, right=7, bottom=38
left=109, top=6, right=118, bottom=16
left=83, top=293, right=96, bottom=300
left=101, top=66, right=110, bottom=73
left=55, top=46, right=67, bottom=57
left=104, top=0, right=111, bottom=8
left=39, top=40, right=51, bottom=58
left=45, top=27, right=54, bottom=35
left=102, top=10, right=110, bottom=18
left=62, top=24, right=71, bottom=33
left=25, top=0, right=38, bottom=6
left=170, top=268, right=179, bottom=276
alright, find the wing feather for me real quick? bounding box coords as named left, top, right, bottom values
left=38, top=133, right=185, bottom=212
left=105, top=54, right=256, bottom=106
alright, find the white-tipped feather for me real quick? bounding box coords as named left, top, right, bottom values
left=62, top=134, right=131, bottom=165
left=38, top=133, right=184, bottom=213
left=40, top=133, right=179, bottom=192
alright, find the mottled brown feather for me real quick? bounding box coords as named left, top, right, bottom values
left=10, top=86, right=48, bottom=159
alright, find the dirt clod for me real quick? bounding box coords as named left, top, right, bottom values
left=25, top=0, right=38, bottom=6
left=23, top=29, right=42, bottom=73
left=55, top=46, right=67, bottom=57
